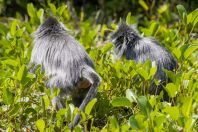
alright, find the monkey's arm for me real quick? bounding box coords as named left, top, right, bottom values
left=70, top=66, right=101, bottom=130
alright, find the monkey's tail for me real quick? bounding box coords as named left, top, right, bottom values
left=70, top=66, right=101, bottom=131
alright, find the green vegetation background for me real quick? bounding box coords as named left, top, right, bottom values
left=0, top=0, right=198, bottom=131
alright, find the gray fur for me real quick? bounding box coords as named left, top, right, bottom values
left=111, top=23, right=177, bottom=100
left=29, top=17, right=101, bottom=130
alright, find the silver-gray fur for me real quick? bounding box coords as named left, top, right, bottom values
left=29, top=17, right=101, bottom=130
left=111, top=23, right=177, bottom=100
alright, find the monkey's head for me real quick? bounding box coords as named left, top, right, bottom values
left=111, top=23, right=140, bottom=47
left=35, top=17, right=66, bottom=37
left=111, top=23, right=140, bottom=58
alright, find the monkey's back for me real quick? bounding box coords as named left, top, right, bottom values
left=126, top=37, right=177, bottom=81
left=31, top=33, right=95, bottom=93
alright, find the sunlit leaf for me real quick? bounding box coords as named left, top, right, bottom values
left=3, top=87, right=14, bottom=105
left=111, top=97, right=131, bottom=107
left=36, top=119, right=45, bottom=132
left=85, top=98, right=97, bottom=115
left=137, top=96, right=152, bottom=118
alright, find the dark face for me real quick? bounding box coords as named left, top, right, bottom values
left=111, top=23, right=139, bottom=48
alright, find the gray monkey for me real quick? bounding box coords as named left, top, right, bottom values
left=111, top=23, right=177, bottom=101
left=29, top=17, right=101, bottom=130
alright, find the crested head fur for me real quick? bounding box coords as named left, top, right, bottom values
left=35, top=17, right=67, bottom=38
left=111, top=23, right=141, bottom=59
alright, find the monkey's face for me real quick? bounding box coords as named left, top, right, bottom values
left=111, top=24, right=139, bottom=49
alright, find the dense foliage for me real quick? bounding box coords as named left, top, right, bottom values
left=0, top=1, right=198, bottom=131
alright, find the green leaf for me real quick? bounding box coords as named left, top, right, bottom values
left=111, top=97, right=131, bottom=107
left=182, top=97, right=192, bottom=117
left=177, top=5, right=187, bottom=24
left=164, top=83, right=178, bottom=98
left=187, top=9, right=198, bottom=26
left=42, top=95, right=50, bottom=109
left=164, top=106, right=179, bottom=120
left=0, top=23, right=8, bottom=35
left=154, top=114, right=166, bottom=127
left=27, top=3, right=35, bottom=18
left=85, top=98, right=97, bottom=115
left=37, top=9, right=44, bottom=23
left=101, top=42, right=113, bottom=54
left=138, top=0, right=148, bottom=11
left=137, top=96, right=152, bottom=118
left=10, top=20, right=17, bottom=36
left=137, top=68, right=149, bottom=80
left=57, top=5, right=67, bottom=16
left=36, top=119, right=45, bottom=132
left=49, top=3, right=56, bottom=14
left=126, top=12, right=136, bottom=24
left=9, top=104, right=20, bottom=116
left=158, top=4, right=169, bottom=14
left=2, top=59, right=18, bottom=67
left=172, top=48, right=181, bottom=59
left=126, top=89, right=137, bottom=103
left=184, top=45, right=198, bottom=59
left=3, top=87, right=14, bottom=105
left=129, top=116, right=139, bottom=130
left=17, top=65, right=26, bottom=81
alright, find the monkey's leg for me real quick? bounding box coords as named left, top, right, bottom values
left=70, top=66, right=101, bottom=130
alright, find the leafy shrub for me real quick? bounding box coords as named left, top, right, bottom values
left=0, top=2, right=198, bottom=132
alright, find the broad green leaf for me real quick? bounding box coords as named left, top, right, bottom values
left=36, top=119, right=45, bottom=132
left=17, top=65, right=26, bottom=81
left=137, top=96, right=152, bottom=118
left=172, top=48, right=181, bottom=59
left=111, top=97, right=131, bottom=107
left=138, top=0, right=148, bottom=11
left=184, top=45, right=198, bottom=59
left=109, top=116, right=119, bottom=130
left=26, top=73, right=36, bottom=79
left=101, top=42, right=113, bottom=54
left=164, top=83, right=178, bottom=98
left=164, top=106, right=179, bottom=120
left=187, top=9, right=198, bottom=26
left=182, top=97, right=192, bottom=117
left=3, top=59, right=18, bottom=67
left=3, top=87, right=14, bottom=105
left=126, top=12, right=136, bottom=24
left=154, top=114, right=166, bottom=127
left=126, top=89, right=137, bottom=103
left=57, top=5, right=67, bottom=16
left=56, top=109, right=67, bottom=120
left=27, top=3, right=35, bottom=18
left=49, top=3, right=56, bottom=14
left=42, top=95, right=50, bottom=109
left=0, top=23, right=8, bottom=35
left=9, top=104, right=20, bottom=116
left=37, top=9, right=44, bottom=23
left=16, top=27, right=25, bottom=37
left=129, top=116, right=139, bottom=130
left=137, top=68, right=149, bottom=80
left=85, top=98, right=97, bottom=115
left=158, top=4, right=169, bottom=14
left=177, top=5, right=187, bottom=24
left=10, top=20, right=17, bottom=36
